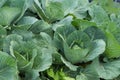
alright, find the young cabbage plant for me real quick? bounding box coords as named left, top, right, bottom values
left=64, top=30, right=106, bottom=63
left=54, top=26, right=106, bottom=64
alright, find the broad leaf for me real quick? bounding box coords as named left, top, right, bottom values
left=84, top=26, right=106, bottom=41
left=76, top=62, right=99, bottom=80
left=94, top=0, right=120, bottom=14
left=12, top=30, right=34, bottom=41
left=24, top=69, right=40, bottom=80
left=33, top=48, right=52, bottom=71
left=40, top=32, right=52, bottom=44
left=52, top=16, right=73, bottom=31
left=17, top=16, right=38, bottom=25
left=0, top=7, right=21, bottom=25
left=29, top=20, right=51, bottom=34
left=84, top=39, right=106, bottom=62
left=0, top=51, right=18, bottom=80
left=88, top=4, right=109, bottom=25
left=61, top=56, right=78, bottom=71
left=5, top=0, right=34, bottom=22
left=92, top=58, right=120, bottom=79
left=3, top=34, right=23, bottom=53
left=44, top=1, right=64, bottom=22
left=61, top=0, right=89, bottom=19
left=105, top=30, right=120, bottom=58
left=72, top=19, right=97, bottom=30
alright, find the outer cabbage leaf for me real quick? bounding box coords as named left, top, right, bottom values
left=52, top=16, right=73, bottom=31
left=94, top=0, right=120, bottom=14
left=61, top=0, right=89, bottom=19
left=24, top=69, right=41, bottom=80
left=5, top=0, right=34, bottom=22
left=12, top=30, right=34, bottom=41
left=84, top=26, right=106, bottom=41
left=0, top=51, right=18, bottom=80
left=33, top=48, right=52, bottom=71
left=3, top=34, right=23, bottom=54
left=17, top=16, right=38, bottom=25
left=72, top=19, right=97, bottom=30
left=61, top=56, right=78, bottom=71
left=105, top=30, right=120, bottom=58
left=84, top=39, right=106, bottom=62
left=92, top=58, right=120, bottom=79
left=88, top=4, right=109, bottom=25
left=29, top=20, right=51, bottom=34
left=44, top=1, right=64, bottom=22
left=76, top=60, right=100, bottom=80
left=0, top=7, right=21, bottom=25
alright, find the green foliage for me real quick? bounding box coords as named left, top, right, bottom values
left=0, top=7, right=21, bottom=25
left=0, top=51, right=18, bottom=80
left=0, top=0, right=120, bottom=80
